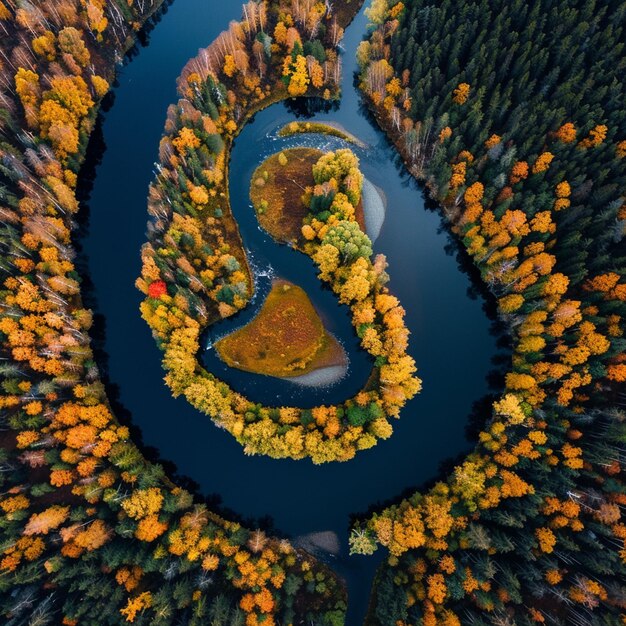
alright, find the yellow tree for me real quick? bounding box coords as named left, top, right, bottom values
left=24, top=506, right=70, bottom=535
left=283, top=55, right=310, bottom=96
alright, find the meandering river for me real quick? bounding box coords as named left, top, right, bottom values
left=78, top=0, right=502, bottom=623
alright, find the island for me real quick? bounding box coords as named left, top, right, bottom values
left=215, top=279, right=347, bottom=382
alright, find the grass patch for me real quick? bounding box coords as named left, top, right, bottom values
left=251, top=147, right=322, bottom=242
left=251, top=147, right=366, bottom=243
left=215, top=279, right=345, bottom=378
left=278, top=120, right=366, bottom=147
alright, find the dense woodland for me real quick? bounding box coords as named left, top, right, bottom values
left=2, top=0, right=625, bottom=623
left=137, top=1, right=420, bottom=463
left=354, top=0, right=626, bottom=624
left=0, top=1, right=352, bottom=624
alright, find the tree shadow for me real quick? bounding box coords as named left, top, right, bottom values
left=283, top=95, right=340, bottom=118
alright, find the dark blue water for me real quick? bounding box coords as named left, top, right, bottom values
left=200, top=128, right=381, bottom=406
left=78, top=1, right=501, bottom=623
left=200, top=136, right=374, bottom=405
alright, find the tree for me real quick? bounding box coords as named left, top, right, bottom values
left=338, top=257, right=372, bottom=303
left=452, top=82, right=470, bottom=104
left=24, top=506, right=69, bottom=535
left=121, top=488, right=164, bottom=520
left=135, top=515, right=168, bottom=542
left=57, top=27, right=90, bottom=66
left=283, top=54, right=309, bottom=96
left=322, top=221, right=372, bottom=262
left=120, top=592, right=152, bottom=623
left=556, top=122, right=576, bottom=142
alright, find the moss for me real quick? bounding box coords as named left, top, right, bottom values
left=215, top=279, right=345, bottom=378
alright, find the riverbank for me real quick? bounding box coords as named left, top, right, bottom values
left=278, top=120, right=368, bottom=148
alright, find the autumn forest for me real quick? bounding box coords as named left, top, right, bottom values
left=0, top=0, right=625, bottom=624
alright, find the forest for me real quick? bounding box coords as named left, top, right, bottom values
left=0, top=0, right=360, bottom=624
left=353, top=0, right=626, bottom=624
left=0, top=0, right=624, bottom=624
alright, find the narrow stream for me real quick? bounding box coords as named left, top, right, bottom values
left=78, top=1, right=502, bottom=623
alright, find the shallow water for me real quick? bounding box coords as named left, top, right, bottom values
left=78, top=1, right=502, bottom=623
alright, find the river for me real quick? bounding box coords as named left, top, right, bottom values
left=77, top=0, right=502, bottom=623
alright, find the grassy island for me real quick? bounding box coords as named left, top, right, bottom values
left=140, top=117, right=420, bottom=463
left=137, top=0, right=420, bottom=467
left=215, top=280, right=346, bottom=378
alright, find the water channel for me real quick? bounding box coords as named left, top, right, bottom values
left=78, top=1, right=502, bottom=622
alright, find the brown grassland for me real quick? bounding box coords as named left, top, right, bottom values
left=215, top=279, right=345, bottom=377
left=251, top=147, right=366, bottom=242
